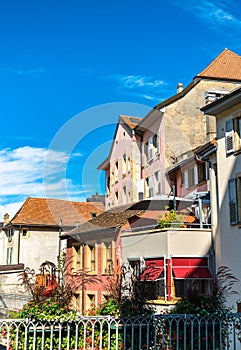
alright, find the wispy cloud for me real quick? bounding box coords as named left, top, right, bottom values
left=170, top=0, right=241, bottom=28
left=1, top=66, right=45, bottom=77
left=0, top=146, right=84, bottom=219
left=108, top=74, right=168, bottom=101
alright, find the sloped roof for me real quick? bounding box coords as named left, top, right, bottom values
left=8, top=197, right=104, bottom=227
left=197, top=48, right=241, bottom=80
left=119, top=115, right=142, bottom=129
left=62, top=203, right=144, bottom=237
left=97, top=115, right=142, bottom=170
left=147, top=48, right=241, bottom=115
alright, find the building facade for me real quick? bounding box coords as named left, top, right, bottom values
left=0, top=197, right=104, bottom=311
left=99, top=49, right=241, bottom=209
left=202, top=86, right=241, bottom=307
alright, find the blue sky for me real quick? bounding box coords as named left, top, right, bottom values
left=1, top=0, right=241, bottom=219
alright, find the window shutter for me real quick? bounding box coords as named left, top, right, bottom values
left=194, top=165, right=198, bottom=185
left=228, top=178, right=238, bottom=224
left=148, top=137, right=153, bottom=161
left=225, top=120, right=234, bottom=154
left=157, top=170, right=161, bottom=194
left=156, top=131, right=160, bottom=155
left=184, top=170, right=188, bottom=188
left=149, top=176, right=154, bottom=197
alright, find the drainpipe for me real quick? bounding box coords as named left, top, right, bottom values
left=198, top=197, right=203, bottom=229
left=18, top=226, right=21, bottom=264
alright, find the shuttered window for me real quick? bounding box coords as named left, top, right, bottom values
left=228, top=178, right=238, bottom=224
left=225, top=119, right=234, bottom=154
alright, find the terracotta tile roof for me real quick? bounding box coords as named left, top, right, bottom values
left=64, top=204, right=145, bottom=236
left=8, top=197, right=104, bottom=227
left=197, top=48, right=241, bottom=80
left=119, top=115, right=142, bottom=129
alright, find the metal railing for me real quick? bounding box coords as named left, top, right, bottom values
left=0, top=313, right=241, bottom=349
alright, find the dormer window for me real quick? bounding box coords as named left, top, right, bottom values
left=205, top=90, right=229, bottom=104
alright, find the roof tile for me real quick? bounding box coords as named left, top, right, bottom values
left=197, top=48, right=241, bottom=80
left=9, top=197, right=104, bottom=227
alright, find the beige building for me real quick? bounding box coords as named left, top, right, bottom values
left=0, top=197, right=104, bottom=311
left=202, top=86, right=241, bottom=308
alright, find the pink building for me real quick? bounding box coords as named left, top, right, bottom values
left=98, top=115, right=142, bottom=209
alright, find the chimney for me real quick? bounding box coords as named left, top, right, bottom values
left=4, top=213, right=9, bottom=226
left=177, top=82, right=183, bottom=93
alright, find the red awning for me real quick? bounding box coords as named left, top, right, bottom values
left=145, top=259, right=164, bottom=267
left=173, top=267, right=212, bottom=279
left=172, top=257, right=208, bottom=267
left=140, top=267, right=164, bottom=281
left=139, top=258, right=164, bottom=281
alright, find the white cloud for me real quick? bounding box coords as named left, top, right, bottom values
left=0, top=146, right=85, bottom=220
left=171, top=0, right=241, bottom=28
left=109, top=74, right=167, bottom=101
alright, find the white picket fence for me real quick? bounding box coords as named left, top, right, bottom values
left=0, top=313, right=241, bottom=349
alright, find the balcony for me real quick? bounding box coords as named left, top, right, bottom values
left=121, top=226, right=212, bottom=259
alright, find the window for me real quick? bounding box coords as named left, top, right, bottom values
left=114, top=161, right=119, bottom=182
left=225, top=117, right=241, bottom=154
left=137, top=179, right=144, bottom=200
left=21, top=228, right=28, bottom=238
left=149, top=176, right=154, bottom=197
left=90, top=212, right=97, bottom=219
left=225, top=119, right=235, bottom=154
left=6, top=247, right=12, bottom=265
left=198, top=162, right=208, bottom=183
left=90, top=246, right=96, bottom=271
left=139, top=258, right=165, bottom=300
left=72, top=245, right=82, bottom=272
left=172, top=257, right=212, bottom=298
left=102, top=242, right=113, bottom=274
left=6, top=228, right=14, bottom=242
left=205, top=90, right=228, bottom=104
left=154, top=170, right=161, bottom=195
left=129, top=260, right=141, bottom=279
left=143, top=142, right=148, bottom=165
left=145, top=177, right=149, bottom=198
left=106, top=175, right=110, bottom=194
left=143, top=134, right=160, bottom=164
left=101, top=294, right=110, bottom=303
left=86, top=293, right=96, bottom=310
left=148, top=136, right=153, bottom=161
left=228, top=177, right=241, bottom=225
left=182, top=163, right=208, bottom=189
left=174, top=279, right=209, bottom=298
left=127, top=157, right=131, bottom=173
left=114, top=191, right=119, bottom=204
left=85, top=244, right=97, bottom=273
left=72, top=293, right=81, bottom=312
left=153, top=132, right=160, bottom=157
left=188, top=168, right=195, bottom=187
left=122, top=154, right=127, bottom=176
